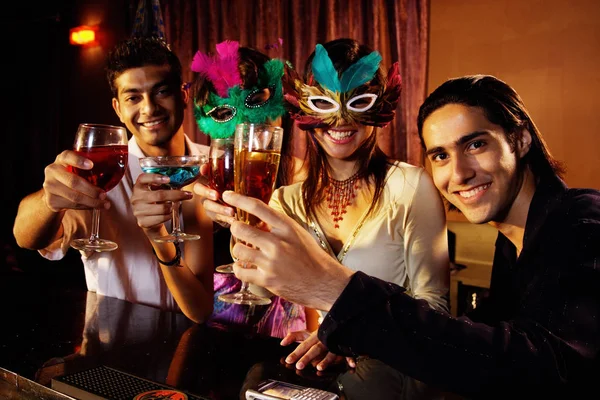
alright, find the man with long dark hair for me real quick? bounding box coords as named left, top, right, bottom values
left=222, top=75, right=600, bottom=397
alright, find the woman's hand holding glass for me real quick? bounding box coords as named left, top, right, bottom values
left=194, top=165, right=237, bottom=226
left=194, top=169, right=239, bottom=273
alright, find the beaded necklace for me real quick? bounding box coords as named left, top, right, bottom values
left=325, top=172, right=361, bottom=228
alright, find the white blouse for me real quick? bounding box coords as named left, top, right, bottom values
left=269, top=161, right=450, bottom=313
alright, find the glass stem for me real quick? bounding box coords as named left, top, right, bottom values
left=230, top=235, right=237, bottom=261
left=239, top=281, right=251, bottom=293
left=172, top=200, right=181, bottom=235
left=89, top=208, right=100, bottom=243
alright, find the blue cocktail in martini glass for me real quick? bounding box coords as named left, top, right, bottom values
left=139, top=155, right=207, bottom=242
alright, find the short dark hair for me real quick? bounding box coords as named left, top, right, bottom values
left=417, top=74, right=564, bottom=182
left=105, top=36, right=183, bottom=97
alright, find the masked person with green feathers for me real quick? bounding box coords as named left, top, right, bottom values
left=189, top=40, right=307, bottom=338
left=195, top=38, right=451, bottom=371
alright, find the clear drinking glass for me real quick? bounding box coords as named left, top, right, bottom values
left=208, top=137, right=237, bottom=273
left=218, top=123, right=283, bottom=306
left=69, top=123, right=128, bottom=252
left=139, top=155, right=207, bottom=243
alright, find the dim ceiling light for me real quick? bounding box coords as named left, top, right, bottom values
left=70, top=25, right=98, bottom=46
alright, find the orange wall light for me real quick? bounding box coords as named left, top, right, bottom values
left=70, top=26, right=99, bottom=46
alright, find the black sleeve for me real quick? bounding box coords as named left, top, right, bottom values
left=318, top=220, right=600, bottom=397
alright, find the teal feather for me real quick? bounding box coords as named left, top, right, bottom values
left=311, top=44, right=341, bottom=92
left=339, top=51, right=382, bottom=92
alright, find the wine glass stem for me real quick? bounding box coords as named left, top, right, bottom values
left=239, top=280, right=251, bottom=293
left=230, top=234, right=236, bottom=261
left=235, top=238, right=252, bottom=293
left=89, top=208, right=101, bottom=243
left=171, top=200, right=182, bottom=236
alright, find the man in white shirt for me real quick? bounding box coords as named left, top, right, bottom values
left=13, top=36, right=214, bottom=322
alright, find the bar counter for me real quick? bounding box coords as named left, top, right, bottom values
left=0, top=271, right=455, bottom=400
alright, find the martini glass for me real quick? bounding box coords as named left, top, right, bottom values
left=218, top=123, right=283, bottom=306
left=69, top=123, right=128, bottom=252
left=139, top=155, right=207, bottom=243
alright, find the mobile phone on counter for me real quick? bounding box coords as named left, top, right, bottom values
left=246, top=379, right=339, bottom=400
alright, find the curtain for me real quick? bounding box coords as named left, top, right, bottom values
left=159, top=0, right=429, bottom=166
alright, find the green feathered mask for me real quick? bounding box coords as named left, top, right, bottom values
left=192, top=42, right=287, bottom=139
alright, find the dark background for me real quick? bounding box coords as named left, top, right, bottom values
left=0, top=0, right=429, bottom=290
left=5, top=0, right=599, bottom=299
left=1, top=1, right=134, bottom=288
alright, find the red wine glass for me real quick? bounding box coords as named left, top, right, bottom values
left=208, top=137, right=238, bottom=274
left=70, top=123, right=128, bottom=252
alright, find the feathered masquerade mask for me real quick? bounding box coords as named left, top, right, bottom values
left=283, top=44, right=402, bottom=130
left=191, top=40, right=286, bottom=139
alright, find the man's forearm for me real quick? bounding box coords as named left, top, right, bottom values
left=13, top=189, right=65, bottom=250
left=319, top=272, right=596, bottom=397
left=313, top=261, right=355, bottom=312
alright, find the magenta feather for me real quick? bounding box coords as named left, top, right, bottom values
left=215, top=40, right=239, bottom=59
left=190, top=40, right=242, bottom=98
left=190, top=51, right=211, bottom=73
left=386, top=62, right=402, bottom=96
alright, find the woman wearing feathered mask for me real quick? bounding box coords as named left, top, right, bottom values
left=275, top=38, right=450, bottom=371
left=190, top=40, right=306, bottom=338
left=195, top=38, right=450, bottom=371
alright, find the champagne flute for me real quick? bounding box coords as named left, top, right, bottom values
left=208, top=137, right=237, bottom=273
left=69, top=123, right=128, bottom=252
left=218, top=123, right=283, bottom=306
left=139, top=155, right=207, bottom=243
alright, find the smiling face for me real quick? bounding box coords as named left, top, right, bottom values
left=312, top=123, right=375, bottom=161
left=422, top=103, right=532, bottom=224
left=112, top=65, right=186, bottom=153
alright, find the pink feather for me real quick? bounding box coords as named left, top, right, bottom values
left=190, top=51, right=212, bottom=73
left=215, top=40, right=239, bottom=58
left=190, top=40, right=242, bottom=98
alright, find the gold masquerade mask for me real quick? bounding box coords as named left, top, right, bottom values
left=283, top=44, right=402, bottom=130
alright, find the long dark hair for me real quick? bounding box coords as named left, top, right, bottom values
left=417, top=75, right=565, bottom=183
left=301, top=38, right=391, bottom=220
left=191, top=47, right=294, bottom=187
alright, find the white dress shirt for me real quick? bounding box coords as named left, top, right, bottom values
left=40, top=135, right=209, bottom=310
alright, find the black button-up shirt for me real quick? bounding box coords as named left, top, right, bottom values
left=319, top=176, right=600, bottom=398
